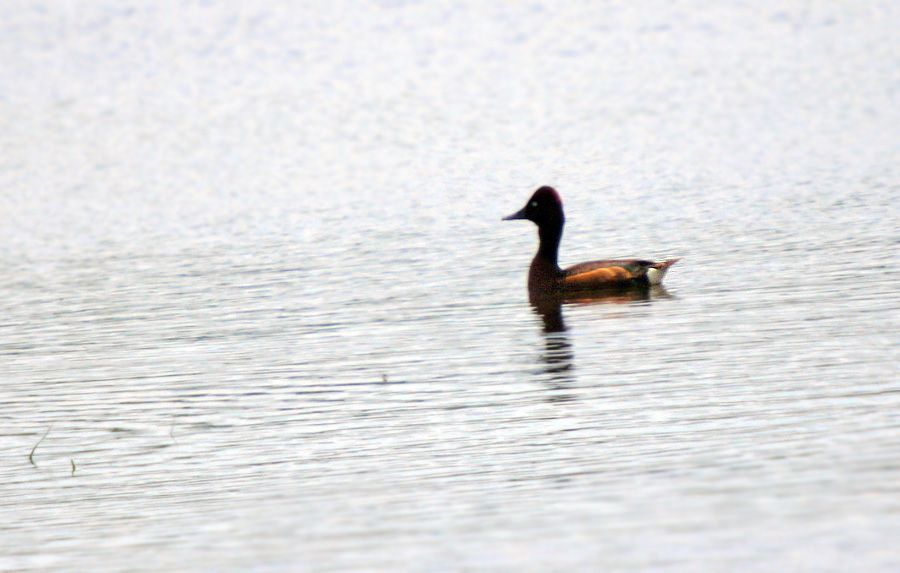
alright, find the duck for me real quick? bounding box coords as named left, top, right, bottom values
left=503, top=186, right=679, bottom=297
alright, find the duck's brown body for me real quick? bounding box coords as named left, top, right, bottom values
left=505, top=186, right=678, bottom=298
left=530, top=255, right=677, bottom=295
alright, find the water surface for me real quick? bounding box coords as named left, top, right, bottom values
left=1, top=1, right=899, bottom=571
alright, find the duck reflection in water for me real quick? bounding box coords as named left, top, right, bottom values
left=530, top=286, right=671, bottom=401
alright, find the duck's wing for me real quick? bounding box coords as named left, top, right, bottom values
left=563, top=258, right=679, bottom=289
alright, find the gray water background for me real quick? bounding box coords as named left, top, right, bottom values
left=1, top=1, right=899, bottom=571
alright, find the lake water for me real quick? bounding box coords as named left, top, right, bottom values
left=2, top=1, right=899, bottom=571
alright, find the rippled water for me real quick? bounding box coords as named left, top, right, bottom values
left=2, top=1, right=899, bottom=571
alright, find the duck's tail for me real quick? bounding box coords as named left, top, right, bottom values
left=647, top=258, right=680, bottom=285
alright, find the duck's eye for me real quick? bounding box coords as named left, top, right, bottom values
left=530, top=201, right=538, bottom=208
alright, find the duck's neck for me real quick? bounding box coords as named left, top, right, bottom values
left=536, top=221, right=563, bottom=268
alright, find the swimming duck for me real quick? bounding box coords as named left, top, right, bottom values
left=504, top=186, right=679, bottom=297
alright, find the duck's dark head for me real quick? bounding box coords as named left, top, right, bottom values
left=503, top=186, right=565, bottom=229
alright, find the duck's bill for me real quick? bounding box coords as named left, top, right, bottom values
left=503, top=207, right=527, bottom=221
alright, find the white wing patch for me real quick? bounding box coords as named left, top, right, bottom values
left=647, top=266, right=665, bottom=285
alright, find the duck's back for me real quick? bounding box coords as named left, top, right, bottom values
left=563, top=258, right=679, bottom=290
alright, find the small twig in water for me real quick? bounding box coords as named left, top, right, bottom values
left=29, top=424, right=53, bottom=466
